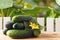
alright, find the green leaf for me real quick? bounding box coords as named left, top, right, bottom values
left=48, top=7, right=56, bottom=18
left=22, top=7, right=41, bottom=17
left=0, top=0, right=13, bottom=9
left=44, top=7, right=56, bottom=18
left=33, top=0, right=41, bottom=4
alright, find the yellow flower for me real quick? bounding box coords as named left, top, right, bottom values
left=24, top=2, right=28, bottom=8
left=16, top=0, right=21, bottom=3
left=29, top=22, right=39, bottom=30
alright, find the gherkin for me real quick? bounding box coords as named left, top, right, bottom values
left=12, top=15, right=32, bottom=23
left=4, top=15, right=41, bottom=39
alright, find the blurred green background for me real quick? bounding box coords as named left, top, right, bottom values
left=0, top=0, right=60, bottom=31
left=0, top=0, right=60, bottom=18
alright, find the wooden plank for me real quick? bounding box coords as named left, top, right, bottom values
left=55, top=18, right=60, bottom=32
left=0, top=17, right=2, bottom=30
left=46, top=18, right=54, bottom=32
left=37, top=17, right=44, bottom=32
left=1, top=30, right=60, bottom=40
left=3, top=17, right=11, bottom=29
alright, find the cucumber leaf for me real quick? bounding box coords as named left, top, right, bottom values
left=0, top=0, right=13, bottom=9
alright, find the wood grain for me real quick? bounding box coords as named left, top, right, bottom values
left=1, top=31, right=60, bottom=40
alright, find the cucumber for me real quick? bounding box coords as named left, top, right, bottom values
left=12, top=15, right=32, bottom=23
left=6, top=30, right=33, bottom=39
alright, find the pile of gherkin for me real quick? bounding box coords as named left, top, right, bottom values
left=3, top=15, right=41, bottom=39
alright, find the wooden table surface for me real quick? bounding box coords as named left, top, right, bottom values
left=0, top=30, right=60, bottom=40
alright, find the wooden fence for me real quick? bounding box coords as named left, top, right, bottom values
left=0, top=17, right=11, bottom=30
left=0, top=17, right=60, bottom=32
left=37, top=17, right=60, bottom=32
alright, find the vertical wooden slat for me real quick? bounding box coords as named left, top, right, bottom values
left=55, top=18, right=60, bottom=32
left=4, top=17, right=11, bottom=29
left=46, top=18, right=54, bottom=32
left=0, top=17, right=2, bottom=30
left=37, top=17, right=44, bottom=32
